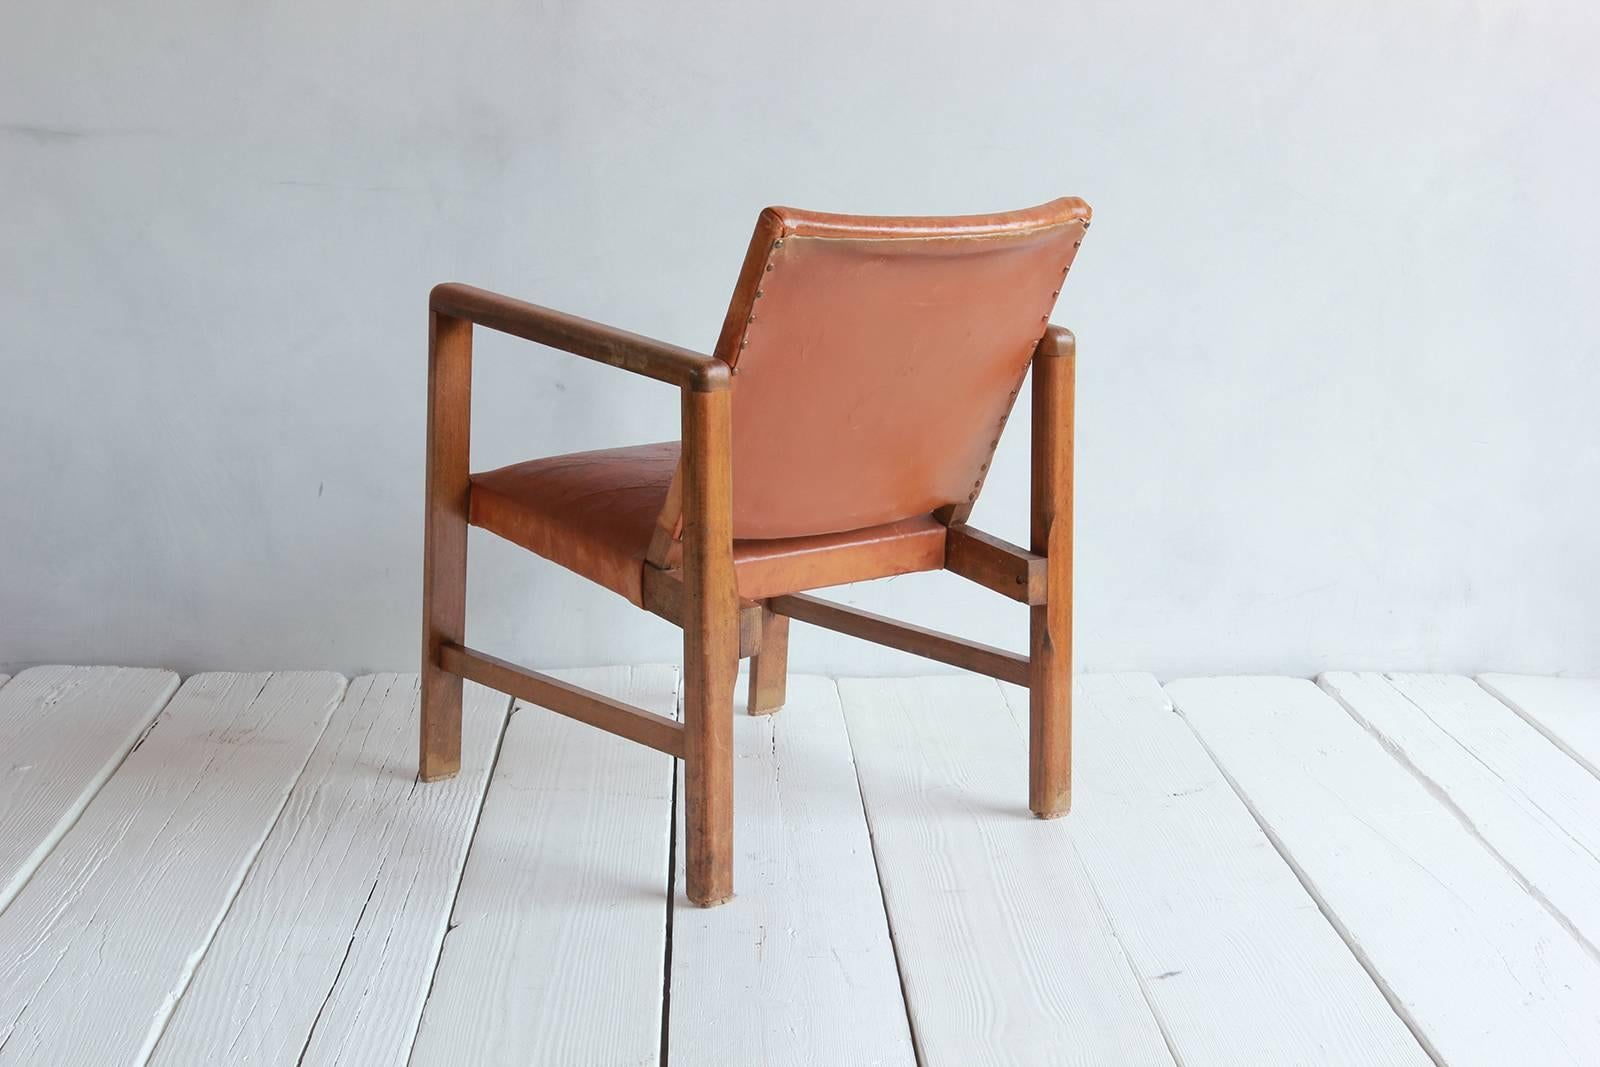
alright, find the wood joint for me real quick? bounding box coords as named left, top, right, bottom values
left=640, top=565, right=763, bottom=658
left=944, top=525, right=1046, bottom=605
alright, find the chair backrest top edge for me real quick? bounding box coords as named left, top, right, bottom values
left=759, top=197, right=1091, bottom=242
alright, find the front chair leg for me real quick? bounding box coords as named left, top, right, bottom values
left=682, top=376, right=738, bottom=905
left=683, top=612, right=738, bottom=905
left=421, top=310, right=472, bottom=782
left=746, top=605, right=790, bottom=715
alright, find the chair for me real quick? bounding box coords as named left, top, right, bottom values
left=420, top=198, right=1091, bottom=906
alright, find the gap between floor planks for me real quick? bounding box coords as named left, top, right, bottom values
left=151, top=675, right=512, bottom=1066
left=1171, top=673, right=1600, bottom=1067
left=4, top=667, right=1596, bottom=1065
left=0, top=666, right=180, bottom=917
left=839, top=673, right=1428, bottom=1067
left=1478, top=673, right=1600, bottom=781
left=667, top=673, right=913, bottom=1066
left=0, top=671, right=347, bottom=1065
left=1320, top=672, right=1600, bottom=962
left=409, top=665, right=680, bottom=1065
left=411, top=668, right=916, bottom=1066
left=0, top=666, right=909, bottom=1065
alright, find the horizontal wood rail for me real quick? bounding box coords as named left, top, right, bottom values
left=944, top=525, right=1046, bottom=605
left=438, top=643, right=685, bottom=757
left=430, top=283, right=728, bottom=391
left=640, top=566, right=763, bottom=658
left=769, top=594, right=1029, bottom=686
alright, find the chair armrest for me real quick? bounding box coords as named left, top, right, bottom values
left=430, top=282, right=729, bottom=391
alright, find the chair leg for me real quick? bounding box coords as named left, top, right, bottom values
left=421, top=635, right=464, bottom=782
left=683, top=614, right=738, bottom=905
left=682, top=382, right=738, bottom=906
left=1029, top=328, right=1074, bottom=817
left=1028, top=600, right=1071, bottom=816
left=420, top=553, right=465, bottom=781
left=420, top=311, right=472, bottom=782
left=746, top=605, right=790, bottom=715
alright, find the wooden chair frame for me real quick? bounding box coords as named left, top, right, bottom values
left=421, top=282, right=1074, bottom=907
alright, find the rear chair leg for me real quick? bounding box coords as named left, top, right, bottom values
left=1029, top=600, right=1070, bottom=816
left=421, top=311, right=472, bottom=782
left=747, top=605, right=790, bottom=715
left=1029, top=327, right=1074, bottom=816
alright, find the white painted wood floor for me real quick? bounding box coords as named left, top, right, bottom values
left=1, top=666, right=1597, bottom=1065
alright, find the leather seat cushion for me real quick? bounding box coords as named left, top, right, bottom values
left=471, top=442, right=679, bottom=605
left=469, top=442, right=946, bottom=604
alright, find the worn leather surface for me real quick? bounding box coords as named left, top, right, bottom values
left=470, top=443, right=946, bottom=604
left=698, top=197, right=1091, bottom=539
left=731, top=515, right=946, bottom=600
left=470, top=442, right=682, bottom=605
left=473, top=199, right=1091, bottom=601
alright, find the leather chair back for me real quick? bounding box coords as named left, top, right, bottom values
left=674, top=199, right=1091, bottom=542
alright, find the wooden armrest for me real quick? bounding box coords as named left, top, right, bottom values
left=430, top=282, right=729, bottom=392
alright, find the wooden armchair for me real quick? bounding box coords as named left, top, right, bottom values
left=421, top=198, right=1091, bottom=906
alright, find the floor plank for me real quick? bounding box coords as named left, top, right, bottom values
left=669, top=675, right=914, bottom=1067
left=409, top=666, right=677, bottom=1067
left=1322, top=672, right=1600, bottom=959
left=0, top=671, right=344, bottom=1065
left=0, top=665, right=179, bottom=915
left=839, top=675, right=1174, bottom=1067
left=151, top=675, right=511, bottom=1066
left=1478, top=674, right=1600, bottom=780
left=1171, top=675, right=1600, bottom=1067
left=997, top=675, right=1428, bottom=1066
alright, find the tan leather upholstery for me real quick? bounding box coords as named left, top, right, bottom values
left=659, top=198, right=1091, bottom=540
left=470, top=443, right=948, bottom=604
left=730, top=515, right=946, bottom=600
left=470, top=199, right=1090, bottom=603
left=471, top=443, right=681, bottom=605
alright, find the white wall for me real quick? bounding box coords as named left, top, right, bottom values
left=3, top=1, right=1597, bottom=678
